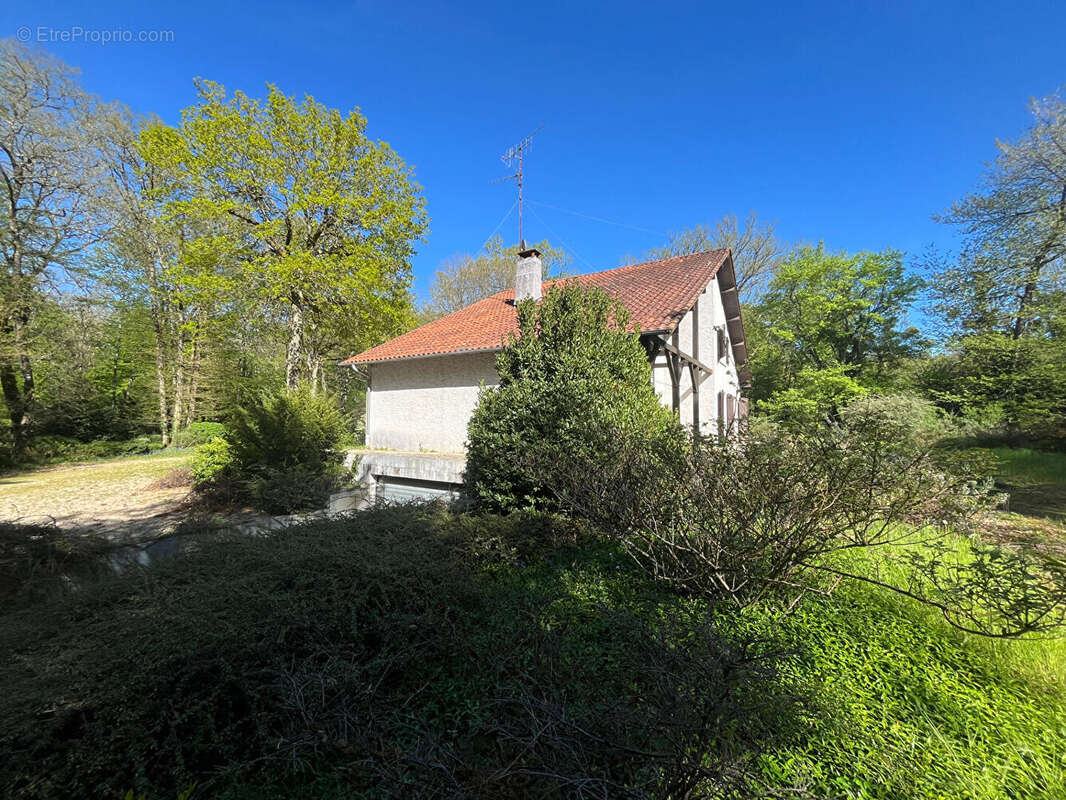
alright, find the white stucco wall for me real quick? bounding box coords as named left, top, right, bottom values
left=651, top=275, right=741, bottom=435
left=365, top=351, right=500, bottom=453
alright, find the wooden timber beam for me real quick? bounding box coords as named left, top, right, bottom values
left=659, top=338, right=715, bottom=376
left=691, top=298, right=700, bottom=429
left=669, top=329, right=681, bottom=412
left=642, top=331, right=715, bottom=420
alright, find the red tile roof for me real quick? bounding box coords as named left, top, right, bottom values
left=342, top=249, right=731, bottom=365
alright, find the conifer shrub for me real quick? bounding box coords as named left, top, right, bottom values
left=192, top=385, right=350, bottom=514
left=171, top=421, right=228, bottom=449
left=464, top=282, right=685, bottom=513
left=190, top=436, right=234, bottom=486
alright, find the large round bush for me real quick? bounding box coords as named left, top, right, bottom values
left=464, top=282, right=684, bottom=512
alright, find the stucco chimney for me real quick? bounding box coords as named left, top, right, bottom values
left=515, top=244, right=543, bottom=303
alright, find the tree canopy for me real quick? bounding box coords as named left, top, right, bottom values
left=427, top=235, right=571, bottom=316
left=140, top=80, right=427, bottom=388
left=747, top=245, right=924, bottom=422
left=636, top=212, right=787, bottom=299
left=937, top=89, right=1066, bottom=340
left=0, top=42, right=118, bottom=453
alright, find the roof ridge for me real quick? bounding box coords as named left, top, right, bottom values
left=484, top=248, right=730, bottom=300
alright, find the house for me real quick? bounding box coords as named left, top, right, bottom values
left=341, top=247, right=750, bottom=503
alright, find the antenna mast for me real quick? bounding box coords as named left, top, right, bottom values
left=495, top=125, right=544, bottom=246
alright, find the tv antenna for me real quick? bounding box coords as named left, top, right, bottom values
left=493, top=124, right=544, bottom=246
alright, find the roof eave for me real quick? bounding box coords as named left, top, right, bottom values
left=715, top=253, right=752, bottom=389
left=341, top=345, right=506, bottom=368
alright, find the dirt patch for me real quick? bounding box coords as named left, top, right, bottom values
left=0, top=455, right=194, bottom=542
left=142, top=467, right=193, bottom=491
left=977, top=511, right=1066, bottom=557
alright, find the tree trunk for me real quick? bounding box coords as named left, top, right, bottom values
left=2, top=317, right=37, bottom=456
left=110, top=340, right=121, bottom=421
left=155, top=343, right=170, bottom=447
left=147, top=253, right=171, bottom=446
left=170, top=325, right=185, bottom=445
left=0, top=360, right=28, bottom=456
left=185, top=333, right=201, bottom=426
left=17, top=349, right=34, bottom=432
left=309, top=355, right=322, bottom=395
left=286, top=299, right=304, bottom=389
left=1011, top=272, right=1040, bottom=340
left=3, top=225, right=34, bottom=455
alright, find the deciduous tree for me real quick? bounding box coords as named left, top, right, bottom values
left=937, top=88, right=1066, bottom=339
left=637, top=212, right=786, bottom=298
left=751, top=245, right=924, bottom=418
left=145, top=81, right=427, bottom=388
left=0, top=42, right=115, bottom=452
left=759, top=245, right=923, bottom=374
left=102, top=115, right=240, bottom=444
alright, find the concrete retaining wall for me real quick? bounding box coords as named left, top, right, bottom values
left=342, top=450, right=467, bottom=507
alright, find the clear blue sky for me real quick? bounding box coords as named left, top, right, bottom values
left=3, top=0, right=1063, bottom=301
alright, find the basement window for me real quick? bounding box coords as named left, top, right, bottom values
left=376, top=477, right=462, bottom=504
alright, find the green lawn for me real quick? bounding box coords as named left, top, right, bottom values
left=750, top=570, right=1066, bottom=797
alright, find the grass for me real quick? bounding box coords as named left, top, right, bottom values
left=991, top=447, right=1066, bottom=522
left=0, top=453, right=192, bottom=539
left=993, top=447, right=1066, bottom=485
left=0, top=453, right=189, bottom=495
left=748, top=566, right=1066, bottom=798
left=0, top=445, right=1063, bottom=798
left=1, top=503, right=1064, bottom=799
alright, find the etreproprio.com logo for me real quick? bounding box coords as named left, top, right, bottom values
left=15, top=25, right=175, bottom=44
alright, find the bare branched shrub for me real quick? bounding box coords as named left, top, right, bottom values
left=549, top=417, right=1066, bottom=637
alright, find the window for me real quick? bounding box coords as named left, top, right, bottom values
left=376, top=477, right=461, bottom=504
left=717, top=328, right=727, bottom=361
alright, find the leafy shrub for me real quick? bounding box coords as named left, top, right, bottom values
left=759, top=365, right=868, bottom=426
left=919, top=333, right=1066, bottom=450
left=193, top=385, right=350, bottom=514
left=840, top=392, right=960, bottom=446
left=465, top=282, right=685, bottom=512
left=170, top=421, right=228, bottom=449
